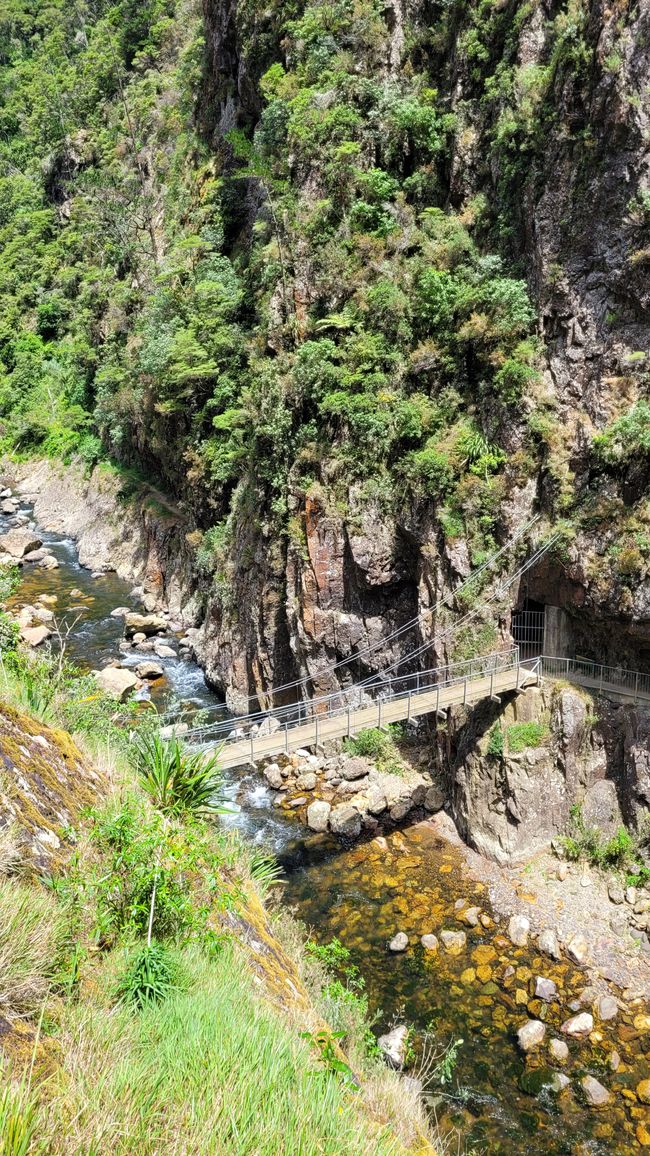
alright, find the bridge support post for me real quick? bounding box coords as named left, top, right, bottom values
left=635, top=673, right=639, bottom=703
left=463, top=677, right=468, bottom=705
left=407, top=691, right=411, bottom=722
left=490, top=670, right=494, bottom=700
left=285, top=724, right=289, bottom=754
left=315, top=714, right=319, bottom=748
left=378, top=699, right=382, bottom=729
left=436, top=685, right=440, bottom=715
left=250, top=734, right=254, bottom=764
left=347, top=706, right=351, bottom=737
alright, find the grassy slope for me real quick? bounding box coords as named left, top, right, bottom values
left=0, top=679, right=437, bottom=1155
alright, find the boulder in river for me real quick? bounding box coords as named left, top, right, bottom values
left=135, top=661, right=164, bottom=680
left=329, top=803, right=361, bottom=838
left=153, top=642, right=176, bottom=659
left=264, top=764, right=284, bottom=789
left=20, top=625, right=52, bottom=648
left=0, top=528, right=42, bottom=558
left=93, top=666, right=138, bottom=701
left=517, top=1019, right=545, bottom=1052
left=23, top=548, right=48, bottom=562
left=110, top=606, right=131, bottom=618
left=377, top=1024, right=409, bottom=1070
left=306, top=800, right=331, bottom=832
left=561, top=1012, right=593, bottom=1039
left=1, top=498, right=18, bottom=514
left=38, top=555, right=59, bottom=570
left=124, top=612, right=167, bottom=638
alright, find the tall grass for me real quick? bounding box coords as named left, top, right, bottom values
left=0, top=878, right=64, bottom=1018
left=129, top=733, right=228, bottom=817
left=46, top=946, right=405, bottom=1155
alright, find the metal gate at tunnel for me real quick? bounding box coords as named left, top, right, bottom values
left=511, top=603, right=545, bottom=660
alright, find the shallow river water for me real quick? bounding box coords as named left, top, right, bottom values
left=4, top=495, right=649, bottom=1155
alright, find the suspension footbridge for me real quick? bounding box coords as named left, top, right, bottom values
left=161, top=518, right=650, bottom=770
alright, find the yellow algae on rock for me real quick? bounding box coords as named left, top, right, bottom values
left=472, top=944, right=497, bottom=966
left=460, top=968, right=476, bottom=985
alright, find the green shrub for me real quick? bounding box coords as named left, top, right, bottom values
left=506, top=722, right=549, bottom=753
left=560, top=805, right=638, bottom=870
left=343, top=726, right=404, bottom=775
left=487, top=724, right=504, bottom=758
left=130, top=733, right=228, bottom=818
left=115, top=942, right=180, bottom=1009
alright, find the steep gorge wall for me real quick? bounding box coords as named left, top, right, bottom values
left=440, top=682, right=650, bottom=862
left=193, top=0, right=650, bottom=703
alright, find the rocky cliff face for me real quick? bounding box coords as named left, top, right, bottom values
left=194, top=0, right=650, bottom=705
left=442, top=682, right=650, bottom=862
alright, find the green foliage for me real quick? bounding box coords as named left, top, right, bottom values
left=299, top=1029, right=358, bottom=1089
left=560, top=805, right=638, bottom=870
left=115, top=941, right=179, bottom=1009
left=0, top=1076, right=43, bottom=1156
left=343, top=725, right=404, bottom=775
left=506, top=722, right=549, bottom=754
left=130, top=733, right=228, bottom=817
left=593, top=401, right=650, bottom=465
left=487, top=724, right=504, bottom=758
left=433, top=1036, right=464, bottom=1085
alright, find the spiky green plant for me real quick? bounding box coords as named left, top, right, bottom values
left=130, top=734, right=228, bottom=818
left=115, top=942, right=178, bottom=1010
left=0, top=1076, right=43, bottom=1156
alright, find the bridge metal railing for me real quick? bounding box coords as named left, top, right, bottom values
left=539, top=656, right=650, bottom=702
left=188, top=648, right=535, bottom=750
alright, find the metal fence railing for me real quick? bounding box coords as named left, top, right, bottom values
left=539, top=656, right=650, bottom=701
left=188, top=647, right=531, bottom=749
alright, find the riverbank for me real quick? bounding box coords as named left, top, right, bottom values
left=1, top=465, right=649, bottom=1152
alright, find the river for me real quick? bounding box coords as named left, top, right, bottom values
left=3, top=492, right=648, bottom=1155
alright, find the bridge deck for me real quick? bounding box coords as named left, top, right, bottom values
left=217, top=666, right=540, bottom=770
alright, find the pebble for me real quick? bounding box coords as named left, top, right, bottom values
left=535, top=976, right=557, bottom=1001
left=306, top=801, right=331, bottom=832
left=580, top=1075, right=610, bottom=1106
left=377, top=1024, right=408, bottom=1069
left=608, top=881, right=625, bottom=904
left=549, top=1038, right=569, bottom=1063
left=439, top=930, right=466, bottom=955
left=537, top=928, right=561, bottom=960
left=596, top=995, right=618, bottom=1021
left=458, top=905, right=481, bottom=927
left=389, top=932, right=409, bottom=953
left=626, top=886, right=637, bottom=905
left=508, top=914, right=530, bottom=947
left=565, top=933, right=589, bottom=964
left=517, top=1019, right=545, bottom=1052
left=421, top=934, right=438, bottom=952
left=609, top=1050, right=620, bottom=1071
left=556, top=862, right=568, bottom=881
left=638, top=1079, right=650, bottom=1104
left=561, top=1012, right=593, bottom=1039
left=551, top=1072, right=571, bottom=1093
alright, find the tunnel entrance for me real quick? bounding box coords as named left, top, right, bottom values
left=511, top=599, right=545, bottom=660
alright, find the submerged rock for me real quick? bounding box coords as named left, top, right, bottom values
left=549, top=1038, right=569, bottom=1063
left=20, top=624, right=52, bottom=648
left=580, top=1075, right=610, bottom=1106
left=440, top=930, right=466, bottom=955
left=596, top=995, right=618, bottom=1021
